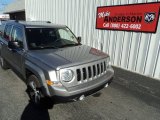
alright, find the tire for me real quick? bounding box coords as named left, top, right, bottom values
left=0, top=57, right=9, bottom=70
left=27, top=75, right=53, bottom=108
left=27, top=75, right=43, bottom=106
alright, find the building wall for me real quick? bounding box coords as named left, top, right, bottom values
left=25, top=0, right=160, bottom=80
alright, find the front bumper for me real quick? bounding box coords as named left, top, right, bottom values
left=47, top=67, right=114, bottom=99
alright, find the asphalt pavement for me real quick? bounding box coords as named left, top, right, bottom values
left=0, top=68, right=160, bottom=120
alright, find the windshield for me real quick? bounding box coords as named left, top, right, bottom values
left=26, top=27, right=79, bottom=50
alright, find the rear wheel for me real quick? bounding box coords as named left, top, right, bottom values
left=0, top=56, right=9, bottom=70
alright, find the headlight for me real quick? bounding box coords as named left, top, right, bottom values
left=60, top=69, right=74, bottom=82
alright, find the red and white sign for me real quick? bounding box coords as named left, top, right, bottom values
left=96, top=2, right=160, bottom=33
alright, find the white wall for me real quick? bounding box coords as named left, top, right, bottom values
left=25, top=0, right=160, bottom=80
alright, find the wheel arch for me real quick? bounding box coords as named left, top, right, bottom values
left=25, top=60, right=51, bottom=96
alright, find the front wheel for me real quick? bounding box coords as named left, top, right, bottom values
left=27, top=75, right=54, bottom=108
left=27, top=75, right=43, bottom=106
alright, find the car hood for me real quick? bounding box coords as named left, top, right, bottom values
left=27, top=45, right=108, bottom=69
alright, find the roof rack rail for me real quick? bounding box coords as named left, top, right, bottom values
left=30, top=21, right=51, bottom=23
left=6, top=20, right=19, bottom=22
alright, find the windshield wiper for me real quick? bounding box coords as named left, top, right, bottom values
left=42, top=46, right=59, bottom=49
left=33, top=45, right=59, bottom=50
left=59, top=43, right=80, bottom=48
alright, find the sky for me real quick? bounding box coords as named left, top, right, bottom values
left=0, top=0, right=15, bottom=13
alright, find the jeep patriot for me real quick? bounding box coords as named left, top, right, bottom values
left=0, top=21, right=114, bottom=105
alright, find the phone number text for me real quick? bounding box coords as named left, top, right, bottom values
left=103, top=23, right=141, bottom=30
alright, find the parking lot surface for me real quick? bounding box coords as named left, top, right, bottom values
left=0, top=68, right=160, bottom=120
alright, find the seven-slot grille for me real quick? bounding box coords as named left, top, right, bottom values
left=76, top=61, right=108, bottom=82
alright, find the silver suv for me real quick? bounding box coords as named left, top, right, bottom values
left=0, top=21, right=114, bottom=106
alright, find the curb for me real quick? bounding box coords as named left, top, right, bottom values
left=112, top=66, right=160, bottom=100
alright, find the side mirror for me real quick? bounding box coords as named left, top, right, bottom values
left=8, top=41, right=19, bottom=50
left=77, top=36, right=81, bottom=43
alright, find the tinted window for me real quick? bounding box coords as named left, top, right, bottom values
left=4, top=25, right=12, bottom=41
left=58, top=29, right=74, bottom=41
left=0, top=24, right=5, bottom=37
left=0, top=25, right=3, bottom=37
left=26, top=27, right=78, bottom=50
left=11, top=27, right=24, bottom=48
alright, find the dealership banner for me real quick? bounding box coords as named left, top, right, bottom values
left=96, top=2, right=160, bottom=33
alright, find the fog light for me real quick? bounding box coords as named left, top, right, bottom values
left=79, top=95, right=85, bottom=101
left=105, top=83, right=109, bottom=88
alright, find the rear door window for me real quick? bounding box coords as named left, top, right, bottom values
left=0, top=25, right=3, bottom=37
left=0, top=24, right=5, bottom=37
